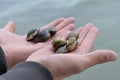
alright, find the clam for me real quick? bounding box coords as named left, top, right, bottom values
left=67, top=32, right=79, bottom=40
left=26, top=29, right=39, bottom=41
left=52, top=38, right=66, bottom=50
left=46, top=27, right=57, bottom=37
left=66, top=38, right=78, bottom=51
left=66, top=38, right=76, bottom=46
left=56, top=45, right=68, bottom=53
left=34, top=30, right=51, bottom=42
left=67, top=41, right=78, bottom=52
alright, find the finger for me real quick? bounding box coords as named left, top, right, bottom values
left=40, top=18, right=65, bottom=31
left=76, top=27, right=83, bottom=34
left=79, top=27, right=99, bottom=53
left=58, top=24, right=75, bottom=34
left=84, top=50, right=117, bottom=68
left=60, top=30, right=71, bottom=40
left=4, top=21, right=16, bottom=33
left=78, top=23, right=93, bottom=46
left=55, top=17, right=75, bottom=31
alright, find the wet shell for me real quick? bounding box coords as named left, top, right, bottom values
left=66, top=38, right=78, bottom=51
left=46, top=27, right=57, bottom=37
left=67, top=41, right=77, bottom=51
left=26, top=29, right=39, bottom=41
left=67, top=32, right=79, bottom=40
left=52, top=38, right=66, bottom=50
left=34, top=30, right=51, bottom=42
left=66, top=38, right=76, bottom=46
left=56, top=45, right=68, bottom=53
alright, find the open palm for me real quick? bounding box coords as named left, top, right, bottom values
left=27, top=23, right=117, bottom=80
left=0, top=17, right=75, bottom=68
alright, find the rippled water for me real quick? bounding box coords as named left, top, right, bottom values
left=0, top=0, right=120, bottom=80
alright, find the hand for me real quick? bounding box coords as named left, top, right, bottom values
left=26, top=23, right=118, bottom=80
left=0, top=17, right=75, bottom=68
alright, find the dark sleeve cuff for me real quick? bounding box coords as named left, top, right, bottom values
left=0, top=46, right=7, bottom=75
left=0, top=61, right=53, bottom=80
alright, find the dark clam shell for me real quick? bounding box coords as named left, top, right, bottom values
left=52, top=38, right=66, bottom=50
left=34, top=30, right=51, bottom=42
left=46, top=27, right=57, bottom=37
left=26, top=29, right=39, bottom=41
left=56, top=45, right=68, bottom=53
left=26, top=27, right=57, bottom=43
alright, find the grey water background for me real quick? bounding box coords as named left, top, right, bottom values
left=0, top=0, right=120, bottom=80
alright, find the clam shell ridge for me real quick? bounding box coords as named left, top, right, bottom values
left=26, top=29, right=39, bottom=41
left=46, top=27, right=57, bottom=37
left=34, top=30, right=51, bottom=42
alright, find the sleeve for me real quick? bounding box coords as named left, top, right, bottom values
left=0, top=61, right=53, bottom=80
left=0, top=46, right=7, bottom=75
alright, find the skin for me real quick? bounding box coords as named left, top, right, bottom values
left=0, top=17, right=76, bottom=69
left=26, top=24, right=118, bottom=80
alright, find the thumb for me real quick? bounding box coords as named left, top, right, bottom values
left=4, top=21, right=16, bottom=33
left=84, top=50, right=118, bottom=68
